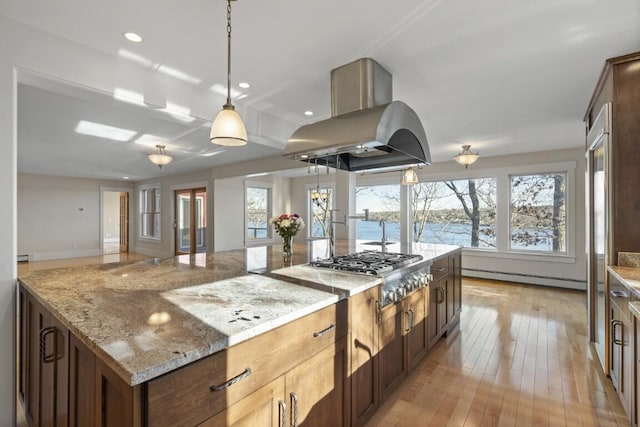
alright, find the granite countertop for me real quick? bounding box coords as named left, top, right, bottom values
left=608, top=265, right=640, bottom=319
left=272, top=242, right=460, bottom=296
left=18, top=240, right=461, bottom=386
left=18, top=242, right=342, bottom=386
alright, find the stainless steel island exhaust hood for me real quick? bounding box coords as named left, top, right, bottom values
left=284, top=58, right=431, bottom=171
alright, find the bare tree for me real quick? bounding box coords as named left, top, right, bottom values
left=445, top=180, right=481, bottom=247
left=510, top=173, right=566, bottom=251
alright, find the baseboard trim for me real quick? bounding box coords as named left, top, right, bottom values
left=463, top=267, right=586, bottom=290
left=29, top=249, right=102, bottom=262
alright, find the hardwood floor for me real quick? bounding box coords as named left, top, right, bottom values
left=366, top=277, right=629, bottom=427
left=16, top=251, right=149, bottom=275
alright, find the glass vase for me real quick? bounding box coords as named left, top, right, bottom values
left=282, top=235, right=293, bottom=258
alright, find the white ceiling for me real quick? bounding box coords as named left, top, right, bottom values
left=4, top=0, right=640, bottom=181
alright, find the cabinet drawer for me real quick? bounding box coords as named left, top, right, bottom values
left=147, top=301, right=346, bottom=426
left=431, top=257, right=450, bottom=281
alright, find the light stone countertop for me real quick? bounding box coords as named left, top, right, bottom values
left=18, top=240, right=461, bottom=386
left=272, top=242, right=460, bottom=296
left=18, top=245, right=342, bottom=386
left=608, top=266, right=640, bottom=320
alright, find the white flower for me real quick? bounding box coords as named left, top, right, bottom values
left=280, top=219, right=291, bottom=228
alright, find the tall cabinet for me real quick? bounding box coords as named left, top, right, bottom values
left=585, top=51, right=640, bottom=374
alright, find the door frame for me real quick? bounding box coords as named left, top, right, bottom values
left=99, top=186, right=133, bottom=255
left=170, top=181, right=209, bottom=256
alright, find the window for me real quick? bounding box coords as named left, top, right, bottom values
left=309, top=187, right=332, bottom=238
left=411, top=178, right=497, bottom=248
left=140, top=185, right=161, bottom=240
left=246, top=185, right=272, bottom=241
left=355, top=184, right=401, bottom=241
left=510, top=173, right=566, bottom=253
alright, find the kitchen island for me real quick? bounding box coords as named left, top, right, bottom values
left=18, top=240, right=460, bottom=426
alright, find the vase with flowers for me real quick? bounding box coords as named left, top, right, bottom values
left=270, top=213, right=305, bottom=258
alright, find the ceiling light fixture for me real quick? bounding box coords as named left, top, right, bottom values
left=147, top=145, right=173, bottom=169
left=304, top=111, right=314, bottom=116
left=238, top=82, right=250, bottom=89
left=454, top=144, right=479, bottom=168
left=123, top=32, right=143, bottom=43
left=210, top=0, right=247, bottom=147
left=401, top=167, right=419, bottom=185
left=310, top=161, right=329, bottom=207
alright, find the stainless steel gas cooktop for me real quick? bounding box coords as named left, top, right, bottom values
left=310, top=251, right=423, bottom=276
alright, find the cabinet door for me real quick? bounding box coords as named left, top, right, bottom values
left=285, top=339, right=347, bottom=427
left=428, top=280, right=448, bottom=349
left=406, top=288, right=428, bottom=371
left=350, top=287, right=379, bottom=427
left=94, top=358, right=141, bottom=427
left=199, top=376, right=285, bottom=427
left=439, top=279, right=449, bottom=336
left=620, top=312, right=633, bottom=418
left=69, top=334, right=96, bottom=427
left=24, top=292, right=69, bottom=427
left=378, top=303, right=407, bottom=401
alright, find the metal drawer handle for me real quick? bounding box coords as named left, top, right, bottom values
left=375, top=300, right=382, bottom=324
left=410, top=309, right=415, bottom=329
left=435, top=267, right=446, bottom=272
left=611, top=320, right=624, bottom=346
left=290, top=392, right=298, bottom=427
left=278, top=400, right=286, bottom=427
left=313, top=323, right=336, bottom=338
left=610, top=290, right=629, bottom=298
left=39, top=326, right=57, bottom=363
left=405, top=311, right=411, bottom=332
left=436, top=287, right=445, bottom=304
left=210, top=367, right=252, bottom=392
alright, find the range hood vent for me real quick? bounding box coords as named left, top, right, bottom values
left=284, top=58, right=431, bottom=171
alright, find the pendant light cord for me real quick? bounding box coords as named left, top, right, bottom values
left=226, top=0, right=232, bottom=107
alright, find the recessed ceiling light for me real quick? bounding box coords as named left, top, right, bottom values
left=123, top=176, right=130, bottom=180
left=75, top=120, right=137, bottom=142
left=124, top=32, right=143, bottom=43
left=304, top=111, right=314, bottom=116
left=238, top=82, right=250, bottom=89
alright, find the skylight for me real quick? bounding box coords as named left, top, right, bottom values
left=75, top=120, right=137, bottom=142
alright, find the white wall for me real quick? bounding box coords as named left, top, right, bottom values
left=0, top=57, right=16, bottom=427
left=17, top=174, right=131, bottom=260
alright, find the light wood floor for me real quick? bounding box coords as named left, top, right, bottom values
left=16, top=256, right=628, bottom=426
left=366, top=277, right=629, bottom=427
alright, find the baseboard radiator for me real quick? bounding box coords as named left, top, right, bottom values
left=17, top=254, right=30, bottom=263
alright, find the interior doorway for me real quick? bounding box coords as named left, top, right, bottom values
left=101, top=190, right=129, bottom=254
left=175, top=188, right=207, bottom=255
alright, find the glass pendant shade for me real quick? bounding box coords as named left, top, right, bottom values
left=147, top=145, right=173, bottom=169
left=210, top=105, right=247, bottom=146
left=401, top=167, right=419, bottom=185
left=454, top=144, right=479, bottom=168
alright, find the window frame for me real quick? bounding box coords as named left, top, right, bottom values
left=244, top=180, right=273, bottom=245
left=138, top=182, right=162, bottom=242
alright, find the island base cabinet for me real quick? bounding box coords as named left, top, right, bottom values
left=349, top=287, right=380, bottom=427
left=19, top=287, right=69, bottom=427
left=198, top=377, right=285, bottom=427
left=68, top=334, right=143, bottom=427
left=284, top=339, right=347, bottom=427
left=199, top=339, right=347, bottom=427
left=379, top=302, right=408, bottom=402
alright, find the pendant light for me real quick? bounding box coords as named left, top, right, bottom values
left=310, top=161, right=328, bottom=207
left=147, top=145, right=173, bottom=169
left=454, top=144, right=479, bottom=168
left=210, top=0, right=247, bottom=146
left=401, top=167, right=419, bottom=185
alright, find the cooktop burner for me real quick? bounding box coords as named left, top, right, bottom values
left=310, top=251, right=423, bottom=275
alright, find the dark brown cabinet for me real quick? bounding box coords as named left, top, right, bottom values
left=609, top=275, right=633, bottom=420
left=378, top=300, right=408, bottom=402
left=428, top=251, right=462, bottom=350
left=19, top=286, right=69, bottom=427
left=349, top=286, right=380, bottom=427
left=405, top=287, right=428, bottom=371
